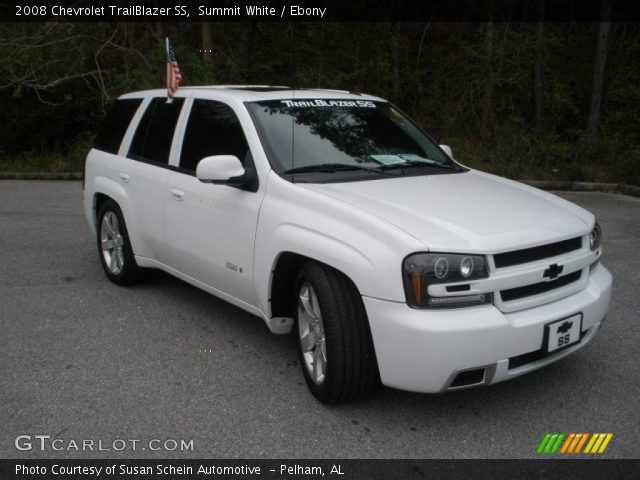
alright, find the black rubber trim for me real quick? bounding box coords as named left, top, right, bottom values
left=494, top=237, right=583, bottom=269
left=500, top=270, right=582, bottom=302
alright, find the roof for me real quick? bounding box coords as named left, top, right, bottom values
left=119, top=85, right=385, bottom=103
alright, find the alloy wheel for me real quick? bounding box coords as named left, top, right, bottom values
left=297, top=282, right=327, bottom=385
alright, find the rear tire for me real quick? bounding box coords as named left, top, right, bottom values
left=294, top=261, right=380, bottom=403
left=97, top=200, right=144, bottom=285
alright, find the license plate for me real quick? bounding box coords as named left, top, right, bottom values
left=546, top=314, right=582, bottom=353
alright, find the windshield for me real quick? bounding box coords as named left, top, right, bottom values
left=247, top=99, right=460, bottom=178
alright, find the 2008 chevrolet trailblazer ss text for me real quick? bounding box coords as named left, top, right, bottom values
left=83, top=86, right=612, bottom=403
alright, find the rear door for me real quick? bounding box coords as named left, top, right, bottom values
left=163, top=98, right=265, bottom=307
left=123, top=97, right=185, bottom=260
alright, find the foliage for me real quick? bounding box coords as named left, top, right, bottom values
left=0, top=21, right=638, bottom=184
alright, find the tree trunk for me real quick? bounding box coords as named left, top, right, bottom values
left=480, top=6, right=494, bottom=141
left=121, top=23, right=135, bottom=82
left=240, top=22, right=257, bottom=82
left=154, top=0, right=163, bottom=39
left=155, top=22, right=163, bottom=40
left=586, top=0, right=614, bottom=141
left=202, top=22, right=213, bottom=64
left=390, top=21, right=401, bottom=101
left=534, top=0, right=546, bottom=130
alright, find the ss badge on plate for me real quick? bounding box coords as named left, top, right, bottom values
left=546, top=314, right=582, bottom=353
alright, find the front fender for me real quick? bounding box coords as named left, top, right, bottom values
left=254, top=172, right=425, bottom=317
left=271, top=223, right=375, bottom=272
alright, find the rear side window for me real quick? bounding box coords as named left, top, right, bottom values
left=94, top=98, right=142, bottom=155
left=128, top=97, right=185, bottom=165
left=179, top=99, right=249, bottom=172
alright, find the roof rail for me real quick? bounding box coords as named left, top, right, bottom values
left=187, top=85, right=291, bottom=90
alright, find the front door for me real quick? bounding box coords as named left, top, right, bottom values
left=163, top=99, right=264, bottom=307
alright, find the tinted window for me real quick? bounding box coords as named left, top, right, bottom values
left=179, top=100, right=249, bottom=172
left=94, top=98, right=142, bottom=154
left=128, top=97, right=184, bottom=164
left=248, top=100, right=452, bottom=173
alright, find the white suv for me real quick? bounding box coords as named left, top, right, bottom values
left=84, top=86, right=612, bottom=403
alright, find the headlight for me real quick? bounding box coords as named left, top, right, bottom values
left=403, top=253, right=491, bottom=308
left=589, top=221, right=602, bottom=251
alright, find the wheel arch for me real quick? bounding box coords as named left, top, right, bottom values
left=270, top=251, right=309, bottom=320
left=90, top=176, right=143, bottom=255
left=91, top=177, right=128, bottom=223
left=268, top=251, right=367, bottom=328
left=93, top=192, right=112, bottom=228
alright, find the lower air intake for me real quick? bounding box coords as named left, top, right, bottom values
left=449, top=368, right=486, bottom=389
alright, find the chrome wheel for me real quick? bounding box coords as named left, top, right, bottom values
left=298, top=282, right=327, bottom=385
left=100, top=211, right=125, bottom=275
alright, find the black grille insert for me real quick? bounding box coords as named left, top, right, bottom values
left=494, top=237, right=582, bottom=269
left=500, top=270, right=582, bottom=302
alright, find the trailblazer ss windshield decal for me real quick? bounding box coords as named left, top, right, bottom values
left=280, top=99, right=376, bottom=108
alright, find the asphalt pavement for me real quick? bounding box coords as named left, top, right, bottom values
left=0, top=181, right=638, bottom=459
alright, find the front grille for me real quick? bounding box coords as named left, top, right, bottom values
left=500, top=270, right=582, bottom=302
left=493, top=237, right=582, bottom=269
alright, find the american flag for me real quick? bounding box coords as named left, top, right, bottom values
left=166, top=38, right=182, bottom=98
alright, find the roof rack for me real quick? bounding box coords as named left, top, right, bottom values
left=188, top=85, right=291, bottom=91
left=296, top=88, right=352, bottom=94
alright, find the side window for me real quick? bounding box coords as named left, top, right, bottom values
left=179, top=99, right=250, bottom=172
left=94, top=98, right=142, bottom=155
left=128, top=97, right=184, bottom=165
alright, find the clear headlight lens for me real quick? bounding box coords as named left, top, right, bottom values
left=589, top=221, right=602, bottom=251
left=403, top=253, right=491, bottom=308
left=460, top=256, right=474, bottom=277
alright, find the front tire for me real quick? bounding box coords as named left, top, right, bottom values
left=295, top=262, right=380, bottom=403
left=97, top=200, right=144, bottom=285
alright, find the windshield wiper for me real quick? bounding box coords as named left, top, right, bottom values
left=378, top=159, right=460, bottom=171
left=283, top=163, right=395, bottom=175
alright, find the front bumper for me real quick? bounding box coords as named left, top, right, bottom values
left=364, top=263, right=612, bottom=393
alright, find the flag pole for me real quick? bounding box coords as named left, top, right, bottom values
left=165, top=37, right=172, bottom=102
left=165, top=37, right=182, bottom=102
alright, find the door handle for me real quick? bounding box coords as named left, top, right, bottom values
left=118, top=172, right=130, bottom=183
left=169, top=188, right=185, bottom=202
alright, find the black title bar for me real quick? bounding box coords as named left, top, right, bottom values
left=2, top=0, right=640, bottom=22
left=1, top=459, right=640, bottom=480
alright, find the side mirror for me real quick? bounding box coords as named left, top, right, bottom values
left=439, top=144, right=453, bottom=159
left=196, top=155, right=246, bottom=184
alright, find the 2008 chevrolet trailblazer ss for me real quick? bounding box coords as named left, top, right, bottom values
left=83, top=86, right=612, bottom=403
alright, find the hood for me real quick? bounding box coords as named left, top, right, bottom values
left=300, top=170, right=594, bottom=253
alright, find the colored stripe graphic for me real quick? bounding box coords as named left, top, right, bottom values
left=537, top=433, right=565, bottom=454
left=585, top=433, right=614, bottom=454
left=591, top=434, right=606, bottom=453
left=538, top=433, right=613, bottom=454
left=550, top=433, right=565, bottom=453
left=537, top=433, right=552, bottom=454
left=560, top=433, right=575, bottom=453
left=544, top=434, right=559, bottom=453
left=598, top=434, right=613, bottom=453
left=574, top=433, right=589, bottom=453
left=584, top=433, right=599, bottom=453
left=567, top=433, right=582, bottom=453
